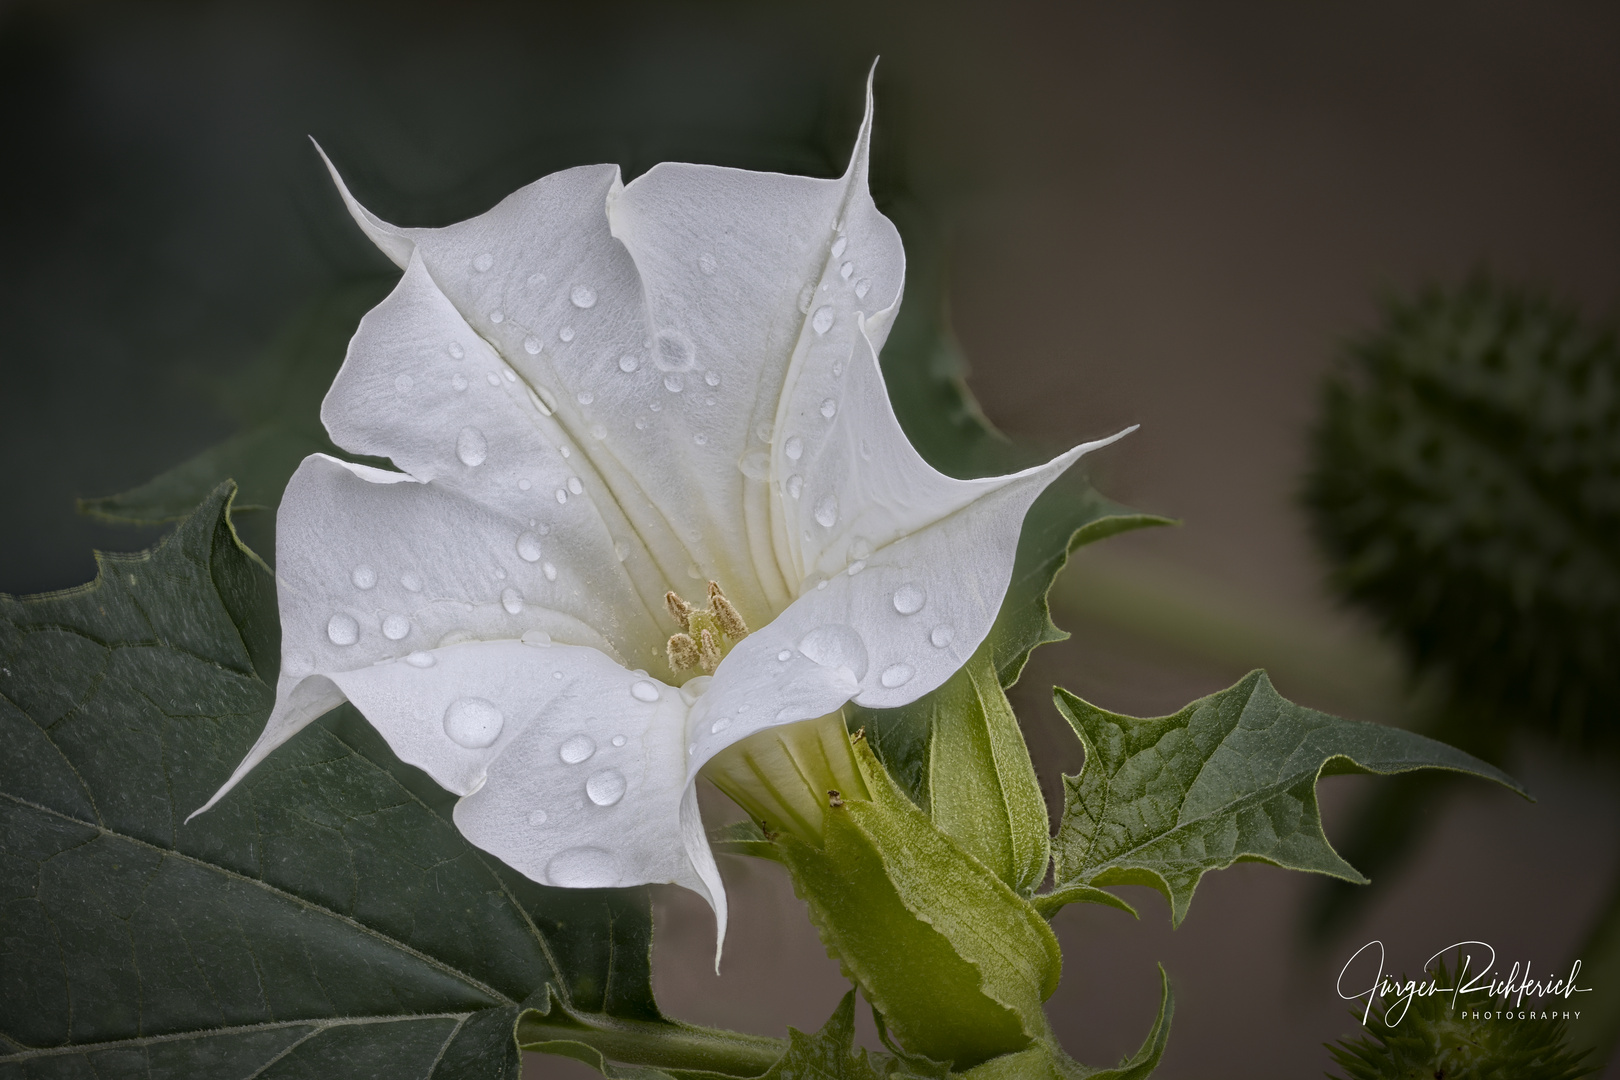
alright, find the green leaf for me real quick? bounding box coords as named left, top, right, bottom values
left=774, top=740, right=1060, bottom=1070
left=756, top=991, right=883, bottom=1080
left=1050, top=670, right=1523, bottom=925
left=921, top=648, right=1049, bottom=897
left=1029, top=884, right=1137, bottom=922
left=0, top=485, right=654, bottom=1078
left=78, top=281, right=393, bottom=529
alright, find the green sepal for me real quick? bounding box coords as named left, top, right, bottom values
left=1031, top=884, right=1139, bottom=921
left=1052, top=670, right=1524, bottom=926
left=956, top=966, right=1172, bottom=1080
left=924, top=647, right=1050, bottom=897
left=708, top=819, right=783, bottom=862
left=773, top=739, right=1061, bottom=1069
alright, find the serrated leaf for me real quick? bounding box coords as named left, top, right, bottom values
left=1050, top=670, right=1522, bottom=925
left=79, top=281, right=393, bottom=528
left=757, top=991, right=883, bottom=1080
left=774, top=740, right=1060, bottom=1070
left=0, top=485, right=657, bottom=1078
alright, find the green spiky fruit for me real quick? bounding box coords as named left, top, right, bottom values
left=1327, top=961, right=1596, bottom=1080
left=1304, top=278, right=1620, bottom=744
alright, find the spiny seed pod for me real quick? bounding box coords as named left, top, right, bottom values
left=1304, top=277, right=1620, bottom=745
left=1327, top=961, right=1594, bottom=1080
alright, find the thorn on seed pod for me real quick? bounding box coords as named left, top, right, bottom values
left=827, top=789, right=843, bottom=808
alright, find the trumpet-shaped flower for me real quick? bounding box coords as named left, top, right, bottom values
left=193, top=83, right=1128, bottom=949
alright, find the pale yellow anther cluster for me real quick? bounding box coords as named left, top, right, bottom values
left=666, top=582, right=750, bottom=675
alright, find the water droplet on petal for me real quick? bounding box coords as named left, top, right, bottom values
left=619, top=354, right=640, bottom=373
left=487, top=372, right=502, bottom=387
left=395, top=374, right=414, bottom=393
left=814, top=495, right=838, bottom=528
left=543, top=562, right=558, bottom=581
left=693, top=433, right=707, bottom=446
left=614, top=540, right=630, bottom=561
left=524, top=336, right=541, bottom=355
left=654, top=329, right=696, bottom=371
left=586, top=769, right=626, bottom=806
left=892, top=584, right=927, bottom=615
left=881, top=663, right=915, bottom=689
left=820, top=398, right=838, bottom=419
left=611, top=734, right=627, bottom=747
left=777, top=649, right=792, bottom=661
left=401, top=573, right=423, bottom=592
left=786, top=474, right=804, bottom=499
left=521, top=629, right=552, bottom=646
left=503, top=368, right=517, bottom=383
left=577, top=391, right=594, bottom=405
left=855, top=278, right=872, bottom=299
left=798, top=624, right=869, bottom=680
left=327, top=614, right=359, bottom=646
left=831, top=236, right=848, bottom=257
left=382, top=613, right=411, bottom=640
left=784, top=436, right=804, bottom=461
left=798, top=285, right=815, bottom=314
left=559, top=445, right=571, bottom=458
left=547, top=847, right=619, bottom=888
left=351, top=565, right=376, bottom=590
left=559, top=326, right=575, bottom=342
left=591, top=423, right=608, bottom=440
left=710, top=718, right=731, bottom=734
left=559, top=734, right=596, bottom=764
left=405, top=650, right=435, bottom=667
left=444, top=698, right=503, bottom=748
left=518, top=479, right=531, bottom=491
left=930, top=625, right=954, bottom=648
left=452, top=374, right=468, bottom=391
left=698, top=252, right=717, bottom=275
left=567, top=476, right=583, bottom=495
left=490, top=310, right=505, bottom=324
left=851, top=538, right=873, bottom=560
left=848, top=560, right=866, bottom=575
left=456, top=427, right=488, bottom=467
left=812, top=306, right=835, bottom=334
left=570, top=285, right=597, bottom=308
left=738, top=450, right=769, bottom=480
left=631, top=680, right=660, bottom=702
left=474, top=252, right=494, bottom=272
left=664, top=374, right=683, bottom=393
left=528, top=809, right=548, bottom=826
left=517, top=532, right=542, bottom=562
left=635, top=417, right=648, bottom=430
left=501, top=588, right=524, bottom=615
left=704, top=370, right=721, bottom=387
left=555, top=489, right=567, bottom=504
left=527, top=272, right=545, bottom=287
left=449, top=341, right=465, bottom=359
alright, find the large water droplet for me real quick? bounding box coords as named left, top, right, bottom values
left=892, top=584, right=927, bottom=615
left=619, top=354, right=640, bottom=373
left=559, top=326, right=575, bottom=342
left=855, top=278, right=872, bottom=299
left=698, top=252, right=717, bottom=275
left=786, top=474, right=804, bottom=499
left=405, top=650, right=436, bottom=667
left=501, top=588, right=524, bottom=615
left=444, top=698, right=504, bottom=748
left=517, top=532, right=542, bottom=562
left=382, top=613, right=411, bottom=640
left=880, top=663, right=915, bottom=689
left=559, top=734, right=596, bottom=764
left=524, top=336, right=541, bottom=355
left=654, top=329, right=696, bottom=371
left=351, top=565, right=376, bottom=590
left=831, top=236, right=848, bottom=257
left=449, top=341, right=465, bottom=359
left=631, top=680, right=660, bottom=703
left=820, top=398, right=838, bottom=419
left=930, top=625, right=954, bottom=648
left=798, top=624, right=869, bottom=680
left=812, top=306, right=835, bottom=335
left=784, top=436, right=804, bottom=461
left=814, top=495, right=838, bottom=528
left=456, top=427, right=488, bottom=467
left=586, top=769, right=627, bottom=806
left=327, top=613, right=359, bottom=646
left=473, top=252, right=494, bottom=272
left=738, top=450, right=770, bottom=480
left=570, top=285, right=597, bottom=308
left=547, top=847, right=619, bottom=888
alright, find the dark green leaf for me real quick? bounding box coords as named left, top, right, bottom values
left=1051, top=671, right=1523, bottom=925
left=0, top=485, right=653, bottom=1078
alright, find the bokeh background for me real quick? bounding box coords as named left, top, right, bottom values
left=3, top=2, right=1618, bottom=1076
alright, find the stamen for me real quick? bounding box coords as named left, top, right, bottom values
left=666, top=591, right=693, bottom=631
left=667, top=632, right=698, bottom=671
left=708, top=584, right=749, bottom=638
left=698, top=628, right=721, bottom=673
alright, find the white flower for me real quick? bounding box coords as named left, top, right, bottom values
left=193, top=80, right=1128, bottom=952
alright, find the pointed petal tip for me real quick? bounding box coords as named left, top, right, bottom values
left=309, top=139, right=414, bottom=270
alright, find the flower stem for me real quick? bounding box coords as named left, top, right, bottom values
left=517, top=1005, right=785, bottom=1076
left=702, top=711, right=869, bottom=845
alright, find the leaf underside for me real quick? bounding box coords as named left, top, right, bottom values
left=1050, top=670, right=1523, bottom=925
left=0, top=486, right=659, bottom=1079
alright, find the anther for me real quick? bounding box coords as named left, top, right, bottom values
left=698, top=628, right=722, bottom=673
left=708, top=581, right=749, bottom=638
left=666, top=591, right=693, bottom=631
left=667, top=632, right=698, bottom=671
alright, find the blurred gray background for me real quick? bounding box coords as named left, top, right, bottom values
left=3, top=2, right=1617, bottom=1076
